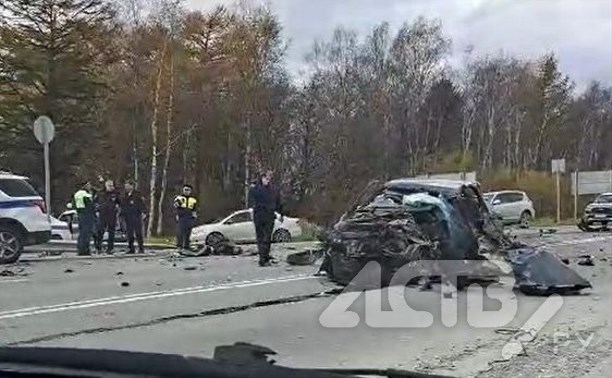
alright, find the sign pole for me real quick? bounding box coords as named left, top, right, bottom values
left=556, top=171, right=561, bottom=223
left=33, top=115, right=55, bottom=222
left=573, top=171, right=578, bottom=221
left=44, top=142, right=51, bottom=222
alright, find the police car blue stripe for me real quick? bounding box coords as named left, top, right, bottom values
left=0, top=200, right=37, bottom=209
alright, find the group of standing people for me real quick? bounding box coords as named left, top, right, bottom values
left=71, top=169, right=283, bottom=268
left=73, top=179, right=146, bottom=256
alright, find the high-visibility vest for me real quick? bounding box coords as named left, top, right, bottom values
left=174, top=195, right=197, bottom=210
left=73, top=189, right=93, bottom=209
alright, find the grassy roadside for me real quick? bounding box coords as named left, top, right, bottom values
left=531, top=217, right=577, bottom=227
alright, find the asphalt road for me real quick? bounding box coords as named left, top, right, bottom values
left=1, top=231, right=611, bottom=377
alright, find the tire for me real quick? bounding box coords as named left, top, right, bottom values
left=205, top=232, right=225, bottom=247
left=519, top=211, right=532, bottom=229
left=0, top=226, right=24, bottom=264
left=272, top=229, right=291, bottom=243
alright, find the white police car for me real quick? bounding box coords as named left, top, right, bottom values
left=0, top=172, right=51, bottom=264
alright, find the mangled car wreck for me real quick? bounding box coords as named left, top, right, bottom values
left=319, top=179, right=591, bottom=295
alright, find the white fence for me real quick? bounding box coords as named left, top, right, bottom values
left=414, top=171, right=477, bottom=182
left=571, top=170, right=612, bottom=195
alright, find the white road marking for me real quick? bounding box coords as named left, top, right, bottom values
left=3, top=234, right=609, bottom=321
left=544, top=235, right=612, bottom=247
left=0, top=279, right=29, bottom=284
left=0, top=275, right=317, bottom=320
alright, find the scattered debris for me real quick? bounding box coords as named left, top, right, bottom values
left=509, top=248, right=591, bottom=295
left=286, top=249, right=324, bottom=266
left=64, top=268, right=74, bottom=273
left=577, top=255, right=595, bottom=266
left=538, top=228, right=557, bottom=236
left=560, top=257, right=570, bottom=265
left=0, top=270, right=15, bottom=277
left=419, top=278, right=433, bottom=291
left=120, top=281, right=130, bottom=287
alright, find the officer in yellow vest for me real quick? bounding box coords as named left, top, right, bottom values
left=173, top=184, right=198, bottom=252
left=73, top=181, right=95, bottom=256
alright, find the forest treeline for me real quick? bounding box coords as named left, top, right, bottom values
left=1, top=0, right=610, bottom=232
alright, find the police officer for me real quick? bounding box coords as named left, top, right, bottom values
left=121, top=180, right=146, bottom=254
left=173, top=184, right=197, bottom=253
left=95, top=180, right=121, bottom=254
left=73, top=181, right=95, bottom=256
left=248, top=170, right=283, bottom=266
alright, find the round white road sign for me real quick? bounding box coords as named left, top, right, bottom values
left=33, top=115, right=55, bottom=144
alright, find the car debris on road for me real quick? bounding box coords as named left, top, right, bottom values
left=318, top=179, right=592, bottom=295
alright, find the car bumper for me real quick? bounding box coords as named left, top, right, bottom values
left=582, top=215, right=612, bottom=224
left=26, top=230, right=52, bottom=245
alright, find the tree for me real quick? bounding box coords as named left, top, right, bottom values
left=0, top=0, right=118, bottom=206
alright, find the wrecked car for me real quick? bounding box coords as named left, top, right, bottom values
left=320, top=179, right=591, bottom=295
left=578, top=192, right=612, bottom=232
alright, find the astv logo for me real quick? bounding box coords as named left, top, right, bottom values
left=319, top=260, right=565, bottom=359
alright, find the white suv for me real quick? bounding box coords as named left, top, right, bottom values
left=483, top=190, right=535, bottom=228
left=0, top=172, right=51, bottom=263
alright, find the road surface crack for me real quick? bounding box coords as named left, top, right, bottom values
left=6, top=288, right=343, bottom=346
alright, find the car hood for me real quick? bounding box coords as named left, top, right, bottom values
left=586, top=203, right=612, bottom=210
left=50, top=217, right=67, bottom=226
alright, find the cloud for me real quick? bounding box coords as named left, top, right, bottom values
left=185, top=0, right=612, bottom=87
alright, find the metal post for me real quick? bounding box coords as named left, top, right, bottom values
left=556, top=171, right=561, bottom=223
left=573, top=171, right=578, bottom=221
left=44, top=142, right=51, bottom=222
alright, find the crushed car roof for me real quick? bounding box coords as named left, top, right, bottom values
left=384, top=178, right=479, bottom=194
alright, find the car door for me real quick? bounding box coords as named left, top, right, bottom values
left=220, top=211, right=255, bottom=243
left=507, top=192, right=526, bottom=220
left=491, top=193, right=514, bottom=222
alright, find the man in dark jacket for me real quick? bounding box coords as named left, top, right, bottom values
left=248, top=170, right=283, bottom=266
left=121, top=180, right=146, bottom=254
left=95, top=180, right=121, bottom=254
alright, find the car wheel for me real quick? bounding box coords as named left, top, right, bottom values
left=205, top=232, right=225, bottom=247
left=519, top=211, right=532, bottom=229
left=272, top=229, right=291, bottom=243
left=0, top=226, right=24, bottom=264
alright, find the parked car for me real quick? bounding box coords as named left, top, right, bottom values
left=192, top=209, right=302, bottom=246
left=0, top=172, right=51, bottom=264
left=50, top=215, right=73, bottom=240
left=483, top=190, right=535, bottom=228
left=578, top=192, right=612, bottom=232
left=55, top=209, right=127, bottom=242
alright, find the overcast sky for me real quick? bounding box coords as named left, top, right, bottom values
left=186, top=0, right=612, bottom=90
